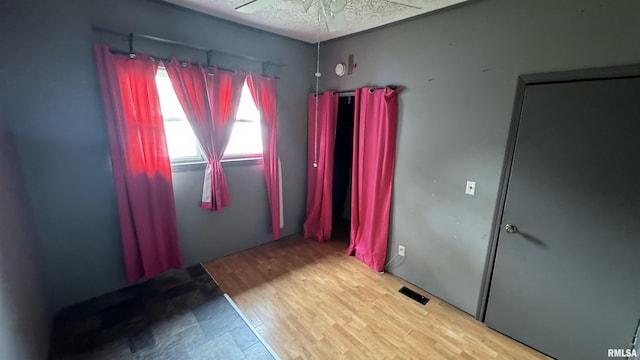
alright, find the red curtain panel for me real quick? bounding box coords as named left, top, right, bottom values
left=303, top=91, right=339, bottom=242
left=247, top=75, right=283, bottom=240
left=348, top=87, right=399, bottom=272
left=94, top=44, right=183, bottom=282
left=166, top=60, right=245, bottom=212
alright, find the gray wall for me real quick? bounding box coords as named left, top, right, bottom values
left=0, top=0, right=313, bottom=311
left=320, top=0, right=640, bottom=315
left=0, top=108, right=50, bottom=358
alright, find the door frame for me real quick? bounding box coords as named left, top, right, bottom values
left=476, top=63, right=640, bottom=321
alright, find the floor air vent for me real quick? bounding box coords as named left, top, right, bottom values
left=399, top=286, right=429, bottom=305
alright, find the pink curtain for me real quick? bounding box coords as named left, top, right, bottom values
left=94, top=44, right=183, bottom=282
left=303, top=91, right=339, bottom=242
left=348, top=87, right=399, bottom=272
left=247, top=75, right=283, bottom=240
left=166, top=61, right=246, bottom=212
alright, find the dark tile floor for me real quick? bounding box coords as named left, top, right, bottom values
left=50, top=265, right=275, bottom=360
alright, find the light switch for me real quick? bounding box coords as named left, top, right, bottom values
left=465, top=181, right=476, bottom=195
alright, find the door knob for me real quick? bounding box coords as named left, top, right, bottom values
left=505, top=224, right=518, bottom=234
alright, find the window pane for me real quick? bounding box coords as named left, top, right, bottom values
left=156, top=68, right=187, bottom=120
left=224, top=81, right=262, bottom=158
left=156, top=67, right=202, bottom=162
left=164, top=120, right=200, bottom=159
left=236, top=82, right=260, bottom=121
left=225, top=121, right=263, bottom=156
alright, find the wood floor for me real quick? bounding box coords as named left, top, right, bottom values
left=204, top=234, right=548, bottom=360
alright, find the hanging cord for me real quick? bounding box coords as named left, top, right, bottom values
left=313, top=17, right=321, bottom=168
left=384, top=252, right=405, bottom=270
left=384, top=254, right=399, bottom=269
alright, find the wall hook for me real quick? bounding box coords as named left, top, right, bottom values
left=348, top=54, right=357, bottom=74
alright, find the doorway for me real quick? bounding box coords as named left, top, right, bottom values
left=482, top=66, right=640, bottom=359
left=332, top=95, right=355, bottom=241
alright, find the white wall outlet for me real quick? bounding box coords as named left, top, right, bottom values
left=398, top=245, right=405, bottom=257
left=465, top=180, right=476, bottom=195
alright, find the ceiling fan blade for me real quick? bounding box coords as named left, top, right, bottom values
left=235, top=0, right=277, bottom=13
left=300, top=0, right=313, bottom=12
left=384, top=0, right=425, bottom=9
left=323, top=7, right=347, bottom=32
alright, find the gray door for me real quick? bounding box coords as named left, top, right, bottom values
left=485, top=76, right=640, bottom=360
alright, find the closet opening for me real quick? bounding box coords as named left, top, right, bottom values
left=332, top=94, right=355, bottom=241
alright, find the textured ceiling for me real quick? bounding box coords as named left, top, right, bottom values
left=162, top=0, right=469, bottom=43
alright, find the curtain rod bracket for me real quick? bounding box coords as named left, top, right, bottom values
left=128, top=33, right=136, bottom=59
left=206, top=50, right=213, bottom=68
left=262, top=62, right=271, bottom=77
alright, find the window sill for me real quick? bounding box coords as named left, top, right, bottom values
left=222, top=157, right=263, bottom=167
left=171, top=161, right=206, bottom=172
left=171, top=157, right=263, bottom=172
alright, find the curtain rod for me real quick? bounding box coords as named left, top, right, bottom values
left=108, top=49, right=279, bottom=79
left=91, top=25, right=287, bottom=68
left=333, top=86, right=398, bottom=95
left=336, top=91, right=355, bottom=97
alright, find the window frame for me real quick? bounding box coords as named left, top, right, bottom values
left=155, top=67, right=263, bottom=169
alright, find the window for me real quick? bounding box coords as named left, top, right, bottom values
left=155, top=66, right=262, bottom=164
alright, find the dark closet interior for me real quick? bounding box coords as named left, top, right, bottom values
left=332, top=95, right=355, bottom=239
